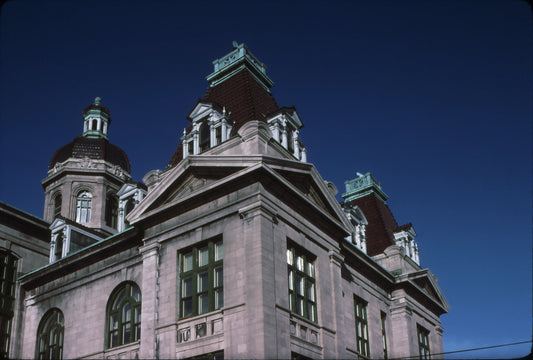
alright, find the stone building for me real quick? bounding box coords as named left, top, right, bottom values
left=1, top=43, right=448, bottom=359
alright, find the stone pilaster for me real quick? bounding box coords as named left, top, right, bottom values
left=139, top=242, right=161, bottom=359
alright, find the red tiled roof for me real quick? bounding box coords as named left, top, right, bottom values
left=168, top=68, right=280, bottom=167
left=346, top=193, right=399, bottom=256
left=49, top=136, right=131, bottom=173
left=203, top=69, right=279, bottom=135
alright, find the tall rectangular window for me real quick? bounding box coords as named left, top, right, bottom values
left=287, top=242, right=317, bottom=322
left=0, top=251, right=17, bottom=359
left=417, top=325, right=431, bottom=359
left=381, top=311, right=388, bottom=359
left=179, top=238, right=223, bottom=319
left=354, top=296, right=370, bottom=357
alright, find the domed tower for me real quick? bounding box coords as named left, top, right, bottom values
left=42, top=97, right=131, bottom=236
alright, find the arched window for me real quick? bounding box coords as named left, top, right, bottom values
left=36, top=309, right=64, bottom=360
left=75, top=191, right=92, bottom=223
left=106, top=282, right=141, bottom=348
left=92, top=119, right=97, bottom=131
left=199, top=121, right=210, bottom=152
left=53, top=194, right=62, bottom=219
left=105, top=194, right=118, bottom=229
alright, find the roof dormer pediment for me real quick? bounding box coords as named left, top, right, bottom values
left=397, top=269, right=450, bottom=314
left=187, top=101, right=223, bottom=123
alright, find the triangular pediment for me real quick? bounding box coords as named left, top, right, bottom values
left=128, top=153, right=353, bottom=238
left=187, top=101, right=220, bottom=122
left=273, top=168, right=335, bottom=218
left=404, top=270, right=450, bottom=313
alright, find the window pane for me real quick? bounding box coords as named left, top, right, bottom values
left=198, top=247, right=209, bottom=267
left=134, top=306, right=141, bottom=324
left=296, top=298, right=304, bottom=316
left=287, top=249, right=293, bottom=265
left=182, top=299, right=192, bottom=317
left=306, top=281, right=315, bottom=301
left=288, top=270, right=294, bottom=291
left=215, top=242, right=223, bottom=261
left=307, top=262, right=315, bottom=278
left=131, top=286, right=141, bottom=302
left=122, top=302, right=131, bottom=322
left=198, top=272, right=208, bottom=292
left=182, top=253, right=193, bottom=272
left=296, top=256, right=304, bottom=271
left=182, top=277, right=192, bottom=297
left=214, top=267, right=223, bottom=287
left=295, top=274, right=304, bottom=296
left=110, top=314, right=118, bottom=330
left=198, top=294, right=209, bottom=314
left=215, top=289, right=223, bottom=309
left=122, top=323, right=131, bottom=344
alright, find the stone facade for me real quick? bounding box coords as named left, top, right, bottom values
left=2, top=43, right=448, bottom=359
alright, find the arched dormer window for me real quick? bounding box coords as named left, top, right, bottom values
left=105, top=194, right=118, bottom=229
left=36, top=308, right=64, bottom=360
left=106, top=282, right=141, bottom=348
left=75, top=191, right=92, bottom=223
left=53, top=194, right=62, bottom=219
left=199, top=121, right=210, bottom=153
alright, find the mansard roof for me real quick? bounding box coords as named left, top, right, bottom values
left=344, top=193, right=399, bottom=256
left=168, top=44, right=305, bottom=168
left=203, top=68, right=280, bottom=133
left=49, top=136, right=131, bottom=173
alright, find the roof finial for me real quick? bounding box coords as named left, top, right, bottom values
left=232, top=41, right=239, bottom=48
left=94, top=97, right=101, bottom=106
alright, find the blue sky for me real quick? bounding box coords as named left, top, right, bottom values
left=0, top=0, right=531, bottom=358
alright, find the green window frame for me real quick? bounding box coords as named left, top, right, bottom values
left=106, top=282, right=142, bottom=348
left=36, top=308, right=64, bottom=360
left=354, top=296, right=370, bottom=357
left=179, top=238, right=223, bottom=319
left=417, top=324, right=431, bottom=359
left=287, top=242, right=317, bottom=322
left=0, top=251, right=17, bottom=358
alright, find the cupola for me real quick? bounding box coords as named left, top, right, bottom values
left=82, top=97, right=111, bottom=139
left=342, top=172, right=389, bottom=203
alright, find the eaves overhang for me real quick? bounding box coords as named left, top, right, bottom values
left=41, top=164, right=129, bottom=190
left=0, top=201, right=51, bottom=241
left=340, top=240, right=395, bottom=289
left=19, top=226, right=140, bottom=290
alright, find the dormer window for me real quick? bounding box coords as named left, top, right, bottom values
left=182, top=104, right=232, bottom=158
left=199, top=121, right=210, bottom=153
left=105, top=194, right=119, bottom=229
left=49, top=219, right=103, bottom=262
left=393, top=226, right=420, bottom=265
left=117, top=183, right=147, bottom=232
left=266, top=110, right=306, bottom=162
